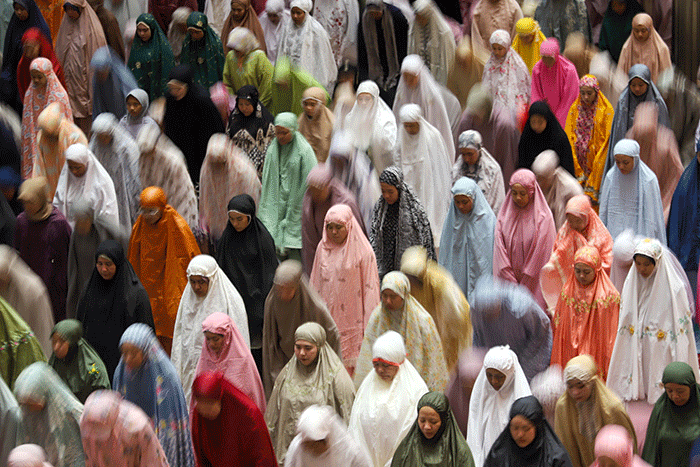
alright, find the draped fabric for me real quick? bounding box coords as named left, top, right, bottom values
left=180, top=12, right=225, bottom=89
left=657, top=66, right=700, bottom=166
left=541, top=195, right=613, bottom=311
left=349, top=331, right=429, bottom=467
left=554, top=355, right=637, bottom=467
left=391, top=391, right=475, bottom=467
left=447, top=39, right=485, bottom=110
left=602, top=64, right=670, bottom=186
left=0, top=245, right=54, bottom=356
left=16, top=27, right=64, bottom=100
left=493, top=169, right=556, bottom=311
left=262, top=260, right=342, bottom=398
left=0, top=374, right=20, bottom=466
left=481, top=30, right=531, bottom=118
left=86, top=0, right=125, bottom=62
left=625, top=102, right=682, bottom=222
left=269, top=57, right=324, bottom=116
left=76, top=240, right=153, bottom=379
left=80, top=390, right=170, bottom=467
left=310, top=204, right=380, bottom=371
left=608, top=238, right=699, bottom=404
left=512, top=18, right=547, bottom=75
left=0, top=295, right=46, bottom=389
left=258, top=113, right=317, bottom=253
left=531, top=39, right=580, bottom=128
left=48, top=320, right=110, bottom=403
left=531, top=150, right=584, bottom=231
left=128, top=187, right=201, bottom=343
left=118, top=88, right=159, bottom=141
left=599, top=139, right=666, bottom=244
left=439, top=177, right=496, bottom=305
left=276, top=0, right=336, bottom=91
left=148, top=0, right=197, bottom=36
left=312, top=0, right=359, bottom=67
left=53, top=143, right=120, bottom=230
left=484, top=395, right=573, bottom=467
left=564, top=75, right=614, bottom=204
left=444, top=347, right=487, bottom=437
left=407, top=0, right=456, bottom=85
left=89, top=112, right=142, bottom=231
left=534, top=0, right=590, bottom=47
left=467, top=346, right=531, bottom=467
left=167, top=6, right=191, bottom=63
left=20, top=61, right=72, bottom=183
left=90, top=46, right=138, bottom=119
left=127, top=14, right=175, bottom=101
left=453, top=130, right=506, bottom=215
left=194, top=312, right=265, bottom=411
left=344, top=80, right=397, bottom=173
left=259, top=0, right=288, bottom=64
left=470, top=0, right=522, bottom=63
left=219, top=0, right=267, bottom=56
left=113, top=324, right=195, bottom=467
left=518, top=101, right=576, bottom=177
left=641, top=362, right=700, bottom=467
left=355, top=272, right=449, bottom=392
left=198, top=132, right=261, bottom=244
left=54, top=0, right=107, bottom=119
left=191, top=372, right=277, bottom=467
left=550, top=246, right=620, bottom=380
left=617, top=13, right=671, bottom=83
left=590, top=425, right=648, bottom=467
left=215, top=194, right=278, bottom=348
left=227, top=85, right=276, bottom=177
left=471, top=275, right=552, bottom=381
left=297, top=86, right=334, bottom=163
left=171, top=255, right=249, bottom=402
left=668, top=154, right=700, bottom=280
left=223, top=29, right=274, bottom=107
left=13, top=362, right=84, bottom=467
left=597, top=0, right=644, bottom=63
left=264, top=322, right=355, bottom=467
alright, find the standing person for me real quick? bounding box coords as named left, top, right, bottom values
left=128, top=186, right=201, bottom=355
left=518, top=101, right=576, bottom=177
left=262, top=260, right=341, bottom=398
left=264, top=322, right=355, bottom=467
left=89, top=47, right=138, bottom=120
left=215, top=194, right=278, bottom=371
left=119, top=88, right=159, bottom=140
left=258, top=0, right=287, bottom=64
left=534, top=0, right=590, bottom=47
left=171, top=255, right=249, bottom=402
left=531, top=150, right=584, bottom=231
left=407, top=0, right=456, bottom=86
left=298, top=87, right=334, bottom=163
left=493, top=169, right=556, bottom=311
left=220, top=0, right=266, bottom=56
left=222, top=28, right=273, bottom=108
left=453, top=130, right=505, bottom=215
left=597, top=0, right=644, bottom=64
left=447, top=39, right=485, bottom=111
left=257, top=112, right=317, bottom=262
left=167, top=6, right=191, bottom=64
left=127, top=14, right=175, bottom=101
left=481, top=30, right=531, bottom=118
left=617, top=13, right=671, bottom=83
left=76, top=240, right=153, bottom=380
left=511, top=17, right=547, bottom=75
left=163, top=64, right=225, bottom=185
left=54, top=0, right=107, bottom=134
left=470, top=0, right=523, bottom=63
left=14, top=177, right=71, bottom=323
left=531, top=38, right=580, bottom=128
left=114, top=324, right=195, bottom=467
left=86, top=0, right=125, bottom=61
left=310, top=204, right=380, bottom=375
left=16, top=27, right=65, bottom=105
left=180, top=12, right=225, bottom=90
left=191, top=372, right=277, bottom=467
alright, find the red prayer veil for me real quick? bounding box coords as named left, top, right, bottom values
left=191, top=372, right=278, bottom=467
left=17, top=27, right=66, bottom=99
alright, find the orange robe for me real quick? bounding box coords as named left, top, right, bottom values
left=36, top=0, right=64, bottom=46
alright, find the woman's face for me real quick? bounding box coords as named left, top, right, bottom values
left=373, top=360, right=399, bottom=382
left=566, top=213, right=587, bottom=232
left=65, top=7, right=79, bottom=19
left=189, top=274, right=210, bottom=297
left=580, top=86, right=597, bottom=106
left=188, top=27, right=204, bottom=41
left=325, top=221, right=349, bottom=245
left=629, top=77, right=648, bottom=97
left=276, top=282, right=298, bottom=302
left=237, top=98, right=254, bottom=117
left=529, top=114, right=547, bottom=134
left=542, top=55, right=556, bottom=67
left=167, top=81, right=188, bottom=101
left=574, top=262, right=596, bottom=286
left=126, top=95, right=143, bottom=118
left=136, top=23, right=151, bottom=42
left=96, top=255, right=117, bottom=281
left=614, top=154, right=635, bottom=174
left=567, top=378, right=593, bottom=402
left=380, top=182, right=399, bottom=205
left=634, top=255, right=655, bottom=278
left=294, top=339, right=318, bottom=366
left=454, top=194, right=474, bottom=215
left=418, top=406, right=442, bottom=439
left=518, top=32, right=535, bottom=44
left=195, top=397, right=222, bottom=419
left=665, top=382, right=691, bottom=406
left=228, top=211, right=250, bottom=232
left=275, top=126, right=293, bottom=145
left=23, top=40, right=40, bottom=60
left=597, top=456, right=622, bottom=467
left=51, top=333, right=70, bottom=359
left=510, top=183, right=530, bottom=208
left=356, top=92, right=373, bottom=107
left=204, top=331, right=225, bottom=355
left=510, top=414, right=537, bottom=448
left=291, top=6, right=305, bottom=26
left=402, top=71, right=419, bottom=89
left=302, top=98, right=319, bottom=118
left=140, top=206, right=163, bottom=225
left=230, top=2, right=245, bottom=21
left=13, top=3, right=28, bottom=20
left=460, top=147, right=480, bottom=166
left=120, top=342, right=144, bottom=371
left=486, top=368, right=506, bottom=391
left=381, top=288, right=404, bottom=312
left=632, top=24, right=650, bottom=42
left=30, top=69, right=46, bottom=88
left=491, top=43, right=507, bottom=60
left=611, top=0, right=626, bottom=14
left=67, top=161, right=87, bottom=178
left=403, top=121, right=420, bottom=136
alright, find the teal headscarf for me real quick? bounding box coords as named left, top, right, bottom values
left=48, top=320, right=110, bottom=404
left=180, top=12, right=225, bottom=89
left=642, top=362, right=700, bottom=467
left=127, top=14, right=175, bottom=100
left=258, top=112, right=317, bottom=252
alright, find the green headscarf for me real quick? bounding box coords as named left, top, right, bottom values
left=127, top=13, right=175, bottom=100
left=642, top=361, right=700, bottom=466
left=48, top=320, right=110, bottom=403
left=391, top=391, right=476, bottom=467
left=180, top=12, right=225, bottom=89
left=258, top=113, right=317, bottom=252
left=0, top=296, right=46, bottom=389
left=270, top=57, right=327, bottom=116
